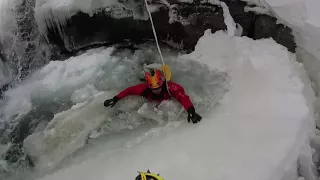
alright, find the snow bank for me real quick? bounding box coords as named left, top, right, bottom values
left=241, top=0, right=320, bottom=88
left=244, top=3, right=320, bottom=173
left=241, top=0, right=320, bottom=60
left=32, top=30, right=314, bottom=180
left=265, top=0, right=320, bottom=60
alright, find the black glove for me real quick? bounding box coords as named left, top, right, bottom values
left=104, top=96, right=118, bottom=107
left=187, top=106, right=202, bottom=124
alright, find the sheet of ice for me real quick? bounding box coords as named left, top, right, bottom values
left=33, top=30, right=313, bottom=180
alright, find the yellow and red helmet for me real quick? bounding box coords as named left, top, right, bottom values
left=144, top=69, right=164, bottom=89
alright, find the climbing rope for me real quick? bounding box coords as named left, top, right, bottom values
left=143, top=0, right=166, bottom=66
left=143, top=0, right=172, bottom=96
left=144, top=1, right=200, bottom=121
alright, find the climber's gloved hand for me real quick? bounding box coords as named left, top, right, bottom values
left=104, top=96, right=118, bottom=107
left=187, top=106, right=202, bottom=124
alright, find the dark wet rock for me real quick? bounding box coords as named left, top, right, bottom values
left=46, top=2, right=227, bottom=53
left=253, top=14, right=296, bottom=53
left=167, top=2, right=227, bottom=51
left=0, top=84, right=9, bottom=100
left=0, top=45, right=10, bottom=99
left=44, top=0, right=295, bottom=55
left=8, top=111, right=54, bottom=144
left=0, top=45, right=7, bottom=62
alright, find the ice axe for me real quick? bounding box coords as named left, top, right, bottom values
left=136, top=169, right=164, bottom=180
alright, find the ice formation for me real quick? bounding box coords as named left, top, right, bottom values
left=35, top=0, right=119, bottom=40
left=26, top=29, right=315, bottom=180
left=1, top=0, right=320, bottom=180
left=204, top=0, right=238, bottom=36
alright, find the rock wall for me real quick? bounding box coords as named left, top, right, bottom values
left=253, top=14, right=296, bottom=53
left=44, top=0, right=296, bottom=54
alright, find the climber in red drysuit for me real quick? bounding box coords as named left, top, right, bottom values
left=103, top=68, right=202, bottom=124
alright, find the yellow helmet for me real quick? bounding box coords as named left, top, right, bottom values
left=136, top=170, right=164, bottom=180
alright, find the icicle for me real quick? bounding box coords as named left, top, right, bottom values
left=35, top=0, right=83, bottom=42
left=203, top=0, right=237, bottom=37
left=219, top=1, right=237, bottom=37
left=35, top=0, right=75, bottom=47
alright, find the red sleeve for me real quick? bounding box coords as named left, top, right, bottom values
left=167, top=82, right=194, bottom=111
left=115, top=84, right=147, bottom=100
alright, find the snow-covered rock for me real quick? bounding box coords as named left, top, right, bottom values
left=243, top=0, right=320, bottom=60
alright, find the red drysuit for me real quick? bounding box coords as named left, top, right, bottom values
left=115, top=81, right=194, bottom=111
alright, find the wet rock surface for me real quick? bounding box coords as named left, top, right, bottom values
left=45, top=0, right=295, bottom=54
left=253, top=14, right=296, bottom=53
left=46, top=2, right=225, bottom=53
